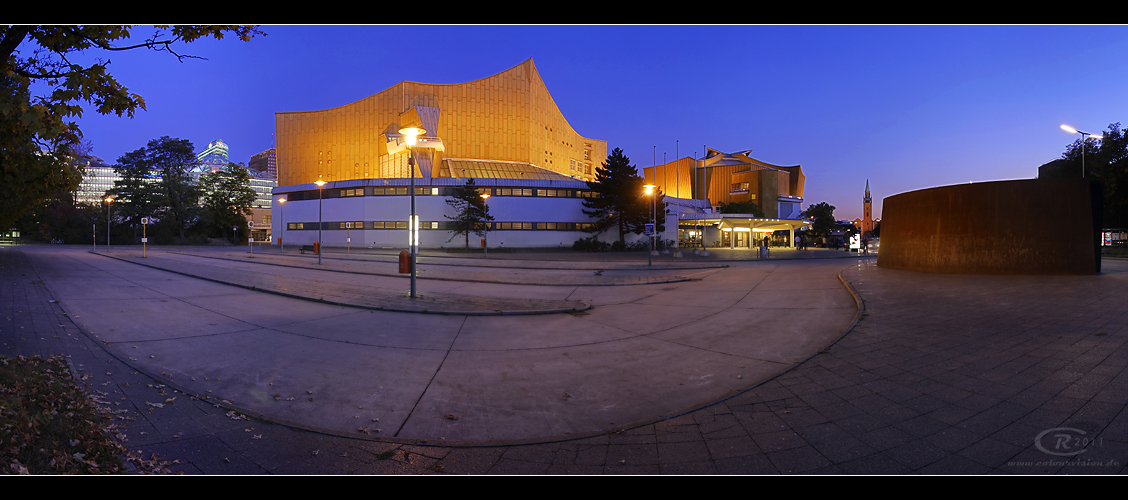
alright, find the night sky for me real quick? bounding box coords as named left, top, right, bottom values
left=69, top=25, right=1128, bottom=221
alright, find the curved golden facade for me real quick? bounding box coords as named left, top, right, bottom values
left=275, top=59, right=607, bottom=187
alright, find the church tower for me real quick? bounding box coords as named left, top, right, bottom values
left=862, top=180, right=873, bottom=236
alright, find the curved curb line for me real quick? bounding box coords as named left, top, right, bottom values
left=90, top=251, right=589, bottom=317
left=167, top=251, right=693, bottom=287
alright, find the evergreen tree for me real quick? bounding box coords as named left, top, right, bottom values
left=445, top=178, right=493, bottom=249
left=582, top=148, right=654, bottom=247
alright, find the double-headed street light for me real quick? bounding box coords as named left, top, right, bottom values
left=315, top=180, right=326, bottom=265
left=1061, top=124, right=1103, bottom=177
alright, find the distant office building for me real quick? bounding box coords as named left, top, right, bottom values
left=249, top=148, right=277, bottom=181
left=196, top=139, right=230, bottom=173
left=249, top=177, right=276, bottom=209
left=75, top=156, right=121, bottom=205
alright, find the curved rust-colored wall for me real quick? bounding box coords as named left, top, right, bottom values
left=877, top=178, right=1101, bottom=275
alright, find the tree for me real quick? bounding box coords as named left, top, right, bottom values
left=200, top=163, right=257, bottom=244
left=1052, top=123, right=1128, bottom=228
left=106, top=146, right=166, bottom=236
left=107, top=136, right=201, bottom=242
left=445, top=178, right=493, bottom=249
left=803, top=202, right=837, bottom=239
left=0, top=25, right=262, bottom=229
left=582, top=147, right=654, bottom=247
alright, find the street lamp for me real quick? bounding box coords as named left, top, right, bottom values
left=697, top=148, right=709, bottom=257
left=277, top=197, right=286, bottom=253
left=480, top=192, right=490, bottom=257
left=400, top=126, right=425, bottom=299
left=315, top=180, right=326, bottom=265
left=644, top=184, right=656, bottom=266
left=1061, top=124, right=1103, bottom=177
left=105, top=197, right=113, bottom=252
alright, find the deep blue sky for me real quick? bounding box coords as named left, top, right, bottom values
left=69, top=25, right=1128, bottom=221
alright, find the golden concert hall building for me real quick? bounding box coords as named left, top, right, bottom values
left=271, top=59, right=612, bottom=249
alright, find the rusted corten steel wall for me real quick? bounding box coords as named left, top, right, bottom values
left=877, top=178, right=1102, bottom=275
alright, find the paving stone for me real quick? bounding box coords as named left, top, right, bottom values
left=7, top=247, right=1127, bottom=475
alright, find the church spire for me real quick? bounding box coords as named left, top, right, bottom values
left=865, top=179, right=871, bottom=200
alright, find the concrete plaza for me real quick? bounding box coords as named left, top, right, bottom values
left=2, top=244, right=1125, bottom=474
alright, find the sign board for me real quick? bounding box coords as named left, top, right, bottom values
left=141, top=217, right=149, bottom=225
left=248, top=221, right=254, bottom=228
left=141, top=237, right=147, bottom=243
left=644, top=223, right=655, bottom=236
left=345, top=222, right=352, bottom=229
left=249, top=237, right=254, bottom=243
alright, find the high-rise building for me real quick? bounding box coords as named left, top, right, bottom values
left=196, top=139, right=229, bottom=173
left=249, top=148, right=277, bottom=181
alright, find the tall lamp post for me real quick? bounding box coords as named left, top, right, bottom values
left=400, top=126, right=425, bottom=299
left=698, top=148, right=709, bottom=257
left=1061, top=124, right=1103, bottom=177
left=644, top=184, right=656, bottom=266
left=277, top=197, right=286, bottom=253
left=480, top=192, right=490, bottom=257
left=105, top=197, right=113, bottom=252
left=315, top=180, right=326, bottom=265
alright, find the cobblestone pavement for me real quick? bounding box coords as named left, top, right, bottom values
left=3, top=245, right=1125, bottom=474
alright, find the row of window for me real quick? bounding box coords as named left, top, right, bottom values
left=284, top=186, right=599, bottom=201
left=287, top=221, right=598, bottom=231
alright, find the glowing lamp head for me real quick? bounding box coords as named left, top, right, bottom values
left=105, top=197, right=113, bottom=203
left=315, top=180, right=326, bottom=187
left=399, top=127, right=426, bottom=146
left=480, top=193, right=490, bottom=200
left=644, top=184, right=656, bottom=195
left=278, top=198, right=286, bottom=204
left=1061, top=124, right=1079, bottom=134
